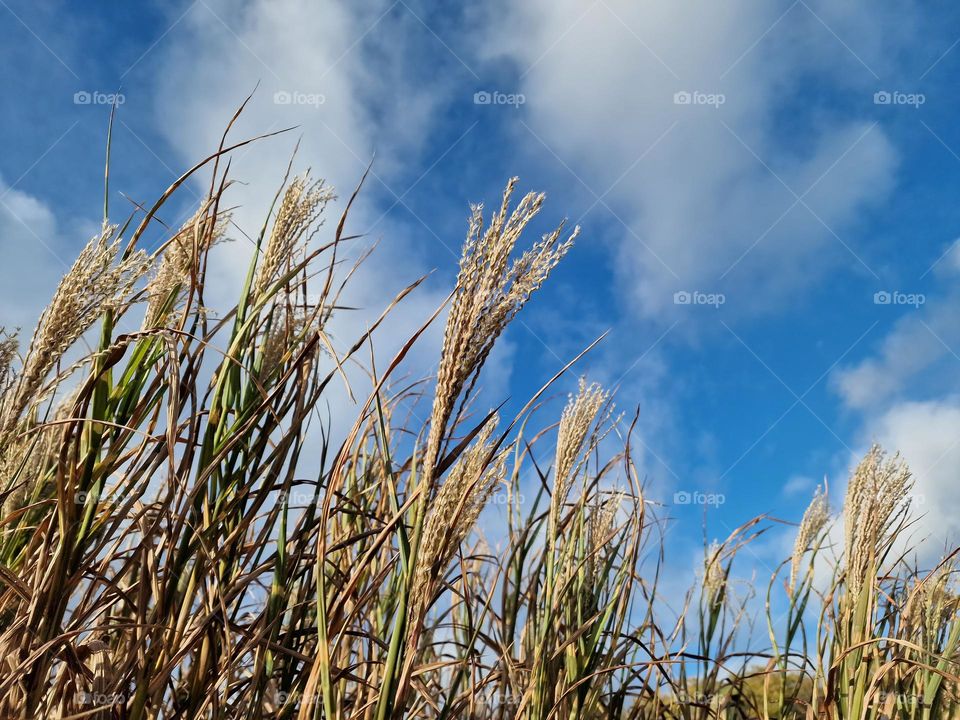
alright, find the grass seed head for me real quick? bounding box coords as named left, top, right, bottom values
left=424, top=178, right=576, bottom=491
left=903, top=563, right=957, bottom=648
left=843, top=445, right=912, bottom=597
left=704, top=541, right=726, bottom=599
left=144, top=202, right=230, bottom=327
left=0, top=387, right=75, bottom=516
left=259, top=307, right=307, bottom=378
left=410, top=414, right=504, bottom=641
left=789, top=485, right=830, bottom=593
left=0, top=330, right=19, bottom=411
left=253, top=173, right=333, bottom=300
left=550, top=378, right=609, bottom=533
left=586, top=492, right=622, bottom=584
left=2, top=224, right=149, bottom=438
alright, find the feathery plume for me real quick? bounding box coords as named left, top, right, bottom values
left=144, top=202, right=230, bottom=327
left=253, top=173, right=333, bottom=300
left=789, top=485, right=830, bottom=593
left=423, top=179, right=577, bottom=492
left=0, top=224, right=148, bottom=438
left=549, top=379, right=609, bottom=536
left=259, top=307, right=307, bottom=378
left=843, top=445, right=912, bottom=597
left=586, top=492, right=622, bottom=584
left=0, top=330, right=18, bottom=404
left=0, top=386, right=76, bottom=517
left=409, top=415, right=505, bottom=640
left=704, top=541, right=726, bottom=599
left=903, top=563, right=957, bottom=649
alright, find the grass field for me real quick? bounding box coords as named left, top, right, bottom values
left=0, top=122, right=957, bottom=719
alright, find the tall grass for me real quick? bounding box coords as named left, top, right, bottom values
left=0, top=123, right=957, bottom=719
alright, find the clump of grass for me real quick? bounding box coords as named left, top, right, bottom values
left=0, top=115, right=957, bottom=720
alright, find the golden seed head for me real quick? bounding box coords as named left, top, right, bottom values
left=253, top=174, right=333, bottom=300
left=1, top=386, right=75, bottom=516
left=704, top=541, right=726, bottom=598
left=410, top=415, right=505, bottom=640
left=552, top=378, right=609, bottom=517
left=144, top=202, right=230, bottom=328
left=0, top=330, right=18, bottom=403
left=789, top=485, right=830, bottom=593
left=259, top=307, right=307, bottom=378
left=843, top=445, right=912, bottom=597
left=424, top=178, right=576, bottom=491
left=586, top=492, right=622, bottom=584
left=2, top=224, right=149, bottom=437
left=903, top=564, right=957, bottom=648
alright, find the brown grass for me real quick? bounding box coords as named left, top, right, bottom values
left=0, top=120, right=957, bottom=720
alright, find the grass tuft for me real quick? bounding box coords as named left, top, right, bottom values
left=0, top=124, right=957, bottom=720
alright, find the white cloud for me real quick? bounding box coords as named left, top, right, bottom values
left=149, top=1, right=460, bottom=419
left=832, top=321, right=946, bottom=411
left=477, top=0, right=903, bottom=321
left=0, top=179, right=69, bottom=335
left=832, top=240, right=960, bottom=410
left=869, top=398, right=960, bottom=556
left=145, top=0, right=591, bottom=448
left=782, top=474, right=816, bottom=498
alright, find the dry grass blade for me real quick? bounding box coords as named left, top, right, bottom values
left=0, top=119, right=955, bottom=720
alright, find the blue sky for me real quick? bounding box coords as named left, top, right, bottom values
left=2, top=0, right=960, bottom=582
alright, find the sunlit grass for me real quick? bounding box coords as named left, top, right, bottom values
left=0, top=116, right=957, bottom=719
